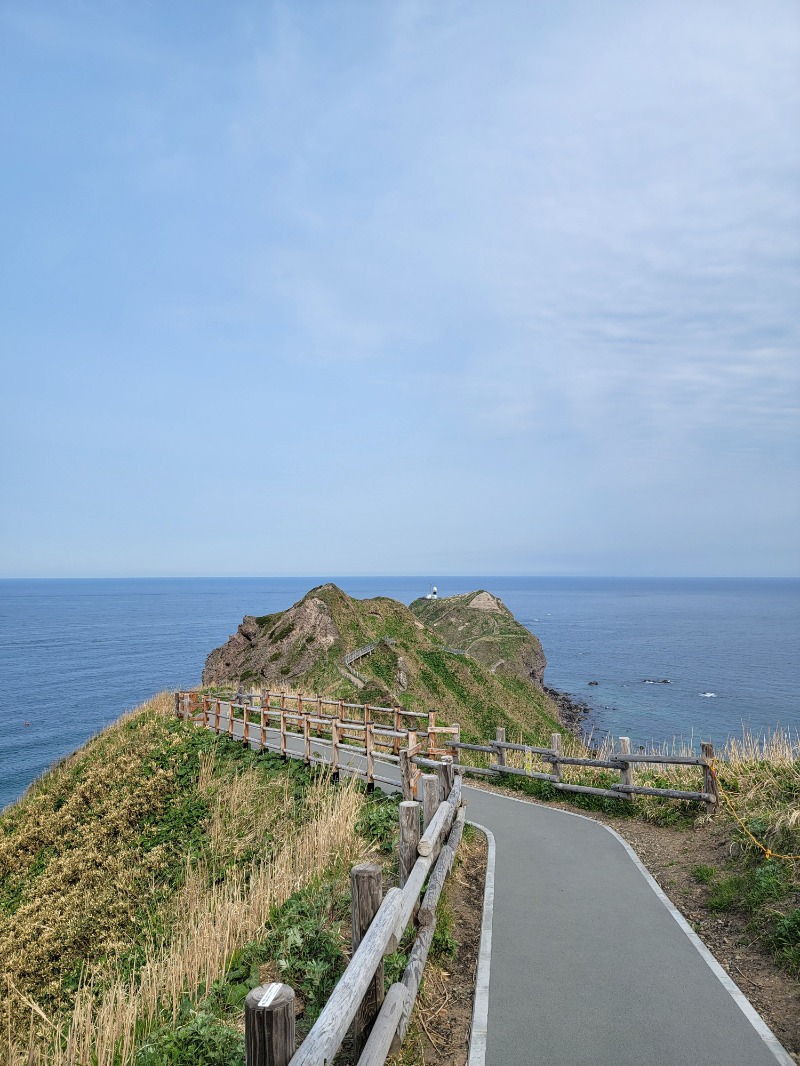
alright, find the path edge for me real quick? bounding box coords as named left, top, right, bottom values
left=466, top=820, right=495, bottom=1066
left=468, top=787, right=794, bottom=1066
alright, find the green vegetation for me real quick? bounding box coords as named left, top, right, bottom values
left=0, top=693, right=375, bottom=1066
left=205, top=584, right=566, bottom=745
left=691, top=864, right=717, bottom=884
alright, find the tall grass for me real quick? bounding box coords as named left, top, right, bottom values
left=2, top=698, right=365, bottom=1066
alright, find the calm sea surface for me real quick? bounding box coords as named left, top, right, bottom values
left=1, top=577, right=798, bottom=811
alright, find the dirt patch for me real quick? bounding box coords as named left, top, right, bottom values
left=465, top=778, right=800, bottom=1060
left=390, top=830, right=487, bottom=1065
left=468, top=592, right=502, bottom=613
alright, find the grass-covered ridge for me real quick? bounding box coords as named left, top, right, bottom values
left=202, top=584, right=564, bottom=745
left=0, top=692, right=390, bottom=1066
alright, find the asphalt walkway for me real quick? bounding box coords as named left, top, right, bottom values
left=465, top=786, right=792, bottom=1066
left=217, top=710, right=791, bottom=1064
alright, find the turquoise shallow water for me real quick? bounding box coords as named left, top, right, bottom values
left=1, top=576, right=798, bottom=810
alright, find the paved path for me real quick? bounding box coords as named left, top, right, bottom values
left=465, top=786, right=792, bottom=1066
left=216, top=712, right=792, bottom=1064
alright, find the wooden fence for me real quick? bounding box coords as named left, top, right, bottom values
left=176, top=691, right=719, bottom=814
left=175, top=691, right=460, bottom=792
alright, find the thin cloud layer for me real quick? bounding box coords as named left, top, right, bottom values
left=0, top=1, right=797, bottom=575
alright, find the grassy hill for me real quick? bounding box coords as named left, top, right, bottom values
left=202, top=584, right=564, bottom=744
left=0, top=693, right=402, bottom=1066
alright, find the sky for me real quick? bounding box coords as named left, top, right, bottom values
left=1, top=0, right=798, bottom=578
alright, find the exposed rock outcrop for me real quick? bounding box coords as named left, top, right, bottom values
left=202, top=590, right=340, bottom=687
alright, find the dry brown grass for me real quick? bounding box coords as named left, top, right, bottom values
left=2, top=696, right=366, bottom=1066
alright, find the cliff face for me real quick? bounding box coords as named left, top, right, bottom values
left=201, top=584, right=565, bottom=742
left=202, top=591, right=340, bottom=687
left=408, top=590, right=547, bottom=687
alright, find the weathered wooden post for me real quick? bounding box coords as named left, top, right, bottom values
left=421, top=774, right=439, bottom=832
left=399, top=801, right=421, bottom=887
left=618, top=737, right=633, bottom=801
left=351, top=863, right=385, bottom=1056
left=701, top=742, right=719, bottom=817
left=365, top=722, right=375, bottom=791
left=393, top=707, right=402, bottom=755
left=495, top=727, right=506, bottom=769
left=550, top=732, right=562, bottom=783
left=436, top=756, right=454, bottom=802
left=450, top=722, right=461, bottom=764
left=244, top=983, right=295, bottom=1066
left=400, top=729, right=417, bottom=800
left=331, top=719, right=340, bottom=781
left=303, top=712, right=311, bottom=765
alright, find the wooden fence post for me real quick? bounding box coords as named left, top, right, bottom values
left=550, top=732, right=562, bottom=783
left=393, top=708, right=402, bottom=756
left=260, top=707, right=266, bottom=750
left=303, top=713, right=311, bottom=765
left=495, top=727, right=506, bottom=769
left=365, top=722, right=375, bottom=791
left=701, top=742, right=719, bottom=817
left=421, top=774, right=439, bottom=832
left=244, top=983, right=295, bottom=1066
left=618, top=737, right=633, bottom=801
left=436, top=756, right=454, bottom=802
left=331, top=719, right=340, bottom=780
left=351, top=863, right=385, bottom=1056
left=450, top=723, right=461, bottom=764
left=399, top=801, right=420, bottom=887
left=215, top=698, right=220, bottom=733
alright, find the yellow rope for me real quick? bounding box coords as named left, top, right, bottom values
left=709, top=760, right=800, bottom=862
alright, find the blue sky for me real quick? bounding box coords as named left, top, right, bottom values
left=1, top=0, right=798, bottom=577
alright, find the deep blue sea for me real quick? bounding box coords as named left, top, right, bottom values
left=1, top=577, right=798, bottom=811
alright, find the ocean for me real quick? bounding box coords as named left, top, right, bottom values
left=0, top=577, right=798, bottom=811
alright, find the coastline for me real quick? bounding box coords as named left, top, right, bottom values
left=545, top=685, right=593, bottom=735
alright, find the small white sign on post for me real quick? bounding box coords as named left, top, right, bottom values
left=257, top=983, right=282, bottom=1009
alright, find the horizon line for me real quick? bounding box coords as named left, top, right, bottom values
left=1, top=574, right=798, bottom=582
